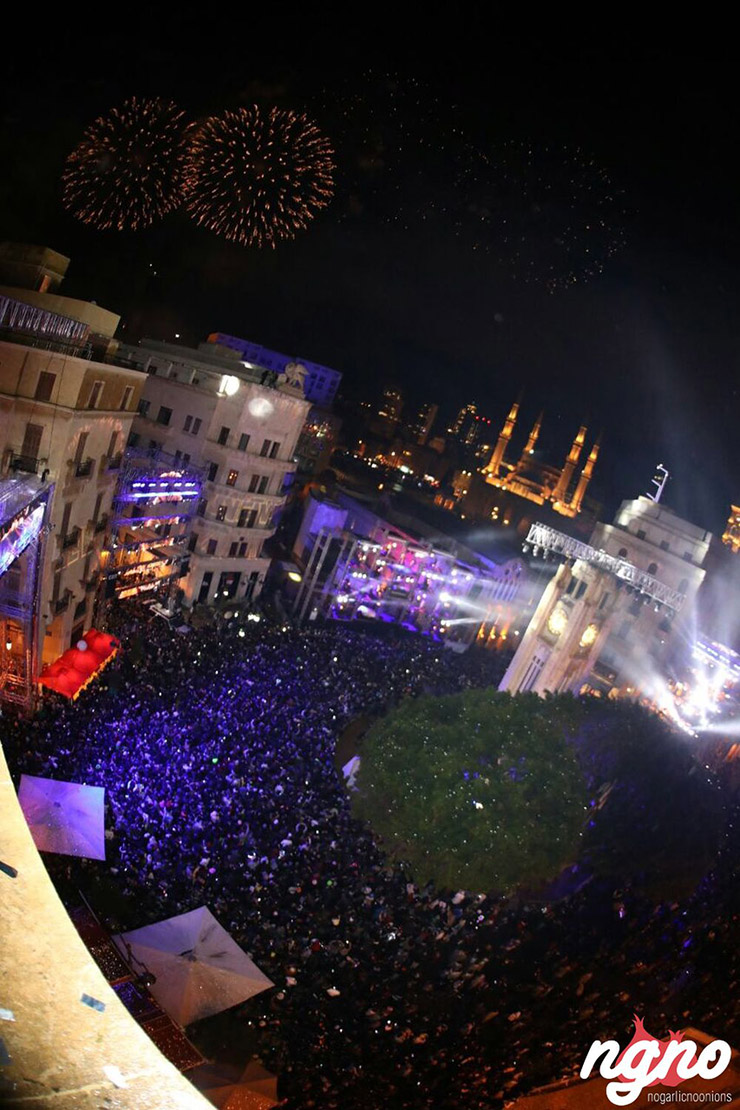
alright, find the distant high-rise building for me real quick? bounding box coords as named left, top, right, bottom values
left=378, top=386, right=403, bottom=423
left=410, top=402, right=438, bottom=445
left=722, top=505, right=740, bottom=553
left=206, top=333, right=342, bottom=408
left=449, top=402, right=477, bottom=440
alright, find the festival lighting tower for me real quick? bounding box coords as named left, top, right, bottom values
left=500, top=490, right=711, bottom=697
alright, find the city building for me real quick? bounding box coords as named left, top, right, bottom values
left=0, top=243, right=121, bottom=358
left=294, top=407, right=342, bottom=474
left=0, top=335, right=146, bottom=669
left=482, top=399, right=600, bottom=518
left=722, top=505, right=740, bottom=553
left=500, top=493, right=711, bottom=697
left=408, top=401, right=438, bottom=445
left=119, top=338, right=310, bottom=607
left=205, top=333, right=342, bottom=408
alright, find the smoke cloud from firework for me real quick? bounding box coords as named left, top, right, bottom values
left=182, top=106, right=335, bottom=248
left=62, top=97, right=188, bottom=231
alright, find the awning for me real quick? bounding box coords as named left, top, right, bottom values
left=38, top=628, right=119, bottom=699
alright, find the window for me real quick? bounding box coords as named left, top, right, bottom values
left=238, top=541, right=248, bottom=557
left=183, top=415, right=192, bottom=432
left=35, top=371, right=56, bottom=402
left=192, top=417, right=202, bottom=435
left=249, top=474, right=260, bottom=493
left=174, top=450, right=182, bottom=465
left=659, top=540, right=670, bottom=551
left=218, top=426, right=230, bottom=445
left=138, top=398, right=150, bottom=416
left=121, top=385, right=134, bottom=411
left=207, top=539, right=218, bottom=555
left=92, top=493, right=103, bottom=524
left=73, top=431, right=88, bottom=466
left=60, top=502, right=72, bottom=539
left=258, top=476, right=269, bottom=495
left=238, top=508, right=249, bottom=528
left=182, top=452, right=191, bottom=464
left=575, top=581, right=587, bottom=600
left=227, top=469, right=238, bottom=487
left=229, top=542, right=238, bottom=557
left=565, top=578, right=576, bottom=596
left=207, top=462, right=218, bottom=482
left=197, top=499, right=207, bottom=517
left=128, top=431, right=140, bottom=448
left=107, top=430, right=119, bottom=458
left=188, top=533, right=198, bottom=553
left=20, top=422, right=43, bottom=465
left=647, top=562, right=658, bottom=576
left=88, top=380, right=105, bottom=409
left=216, top=505, right=227, bottom=521
left=683, top=552, right=694, bottom=562
left=246, top=509, right=258, bottom=528
left=636, top=529, right=646, bottom=540
left=617, top=547, right=628, bottom=558
left=599, top=592, right=610, bottom=610
left=269, top=441, right=280, bottom=458
left=260, top=438, right=271, bottom=457
left=156, top=405, right=172, bottom=426
left=238, top=432, right=250, bottom=452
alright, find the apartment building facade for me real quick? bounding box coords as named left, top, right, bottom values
left=120, top=340, right=310, bottom=607
left=0, top=339, right=146, bottom=664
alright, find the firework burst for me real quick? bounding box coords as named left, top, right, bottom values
left=62, top=97, right=187, bottom=231
left=182, top=106, right=335, bottom=248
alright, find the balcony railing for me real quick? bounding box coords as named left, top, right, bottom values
left=75, top=457, right=94, bottom=478
left=8, top=452, right=48, bottom=476
left=61, top=527, right=81, bottom=551
left=54, top=592, right=72, bottom=614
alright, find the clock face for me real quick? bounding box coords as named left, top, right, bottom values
left=580, top=622, right=599, bottom=648
left=547, top=607, right=568, bottom=637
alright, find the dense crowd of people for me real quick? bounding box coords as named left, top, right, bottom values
left=3, top=603, right=740, bottom=1108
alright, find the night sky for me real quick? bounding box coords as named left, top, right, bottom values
left=2, top=21, right=739, bottom=531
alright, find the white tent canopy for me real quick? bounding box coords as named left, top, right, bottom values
left=113, top=906, right=273, bottom=1026
left=18, top=774, right=106, bottom=860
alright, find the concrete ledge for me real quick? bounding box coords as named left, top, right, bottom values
left=0, top=742, right=211, bottom=1109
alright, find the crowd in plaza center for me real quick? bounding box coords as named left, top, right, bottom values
left=3, top=603, right=740, bottom=1109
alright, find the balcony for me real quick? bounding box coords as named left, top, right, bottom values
left=75, top=457, right=94, bottom=478
left=53, top=592, right=72, bottom=615
left=8, top=452, right=48, bottom=476
left=61, top=527, right=81, bottom=551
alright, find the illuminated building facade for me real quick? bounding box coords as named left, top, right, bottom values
left=500, top=495, right=711, bottom=697
left=105, top=449, right=204, bottom=603
left=205, top=333, right=342, bottom=407
left=409, top=401, right=438, bottom=445
left=0, top=478, right=53, bottom=711
left=482, top=399, right=599, bottom=518
left=0, top=338, right=146, bottom=664
left=722, top=505, right=740, bottom=553
left=120, top=338, right=310, bottom=607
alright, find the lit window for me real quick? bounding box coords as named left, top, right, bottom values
left=227, top=470, right=238, bottom=487
left=216, top=505, right=227, bottom=521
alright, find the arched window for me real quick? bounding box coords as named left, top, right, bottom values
left=647, top=562, right=658, bottom=575
left=618, top=547, right=628, bottom=558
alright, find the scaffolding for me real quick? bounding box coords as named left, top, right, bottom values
left=0, top=477, right=54, bottom=713
left=104, top=447, right=204, bottom=603
left=522, top=521, right=687, bottom=612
